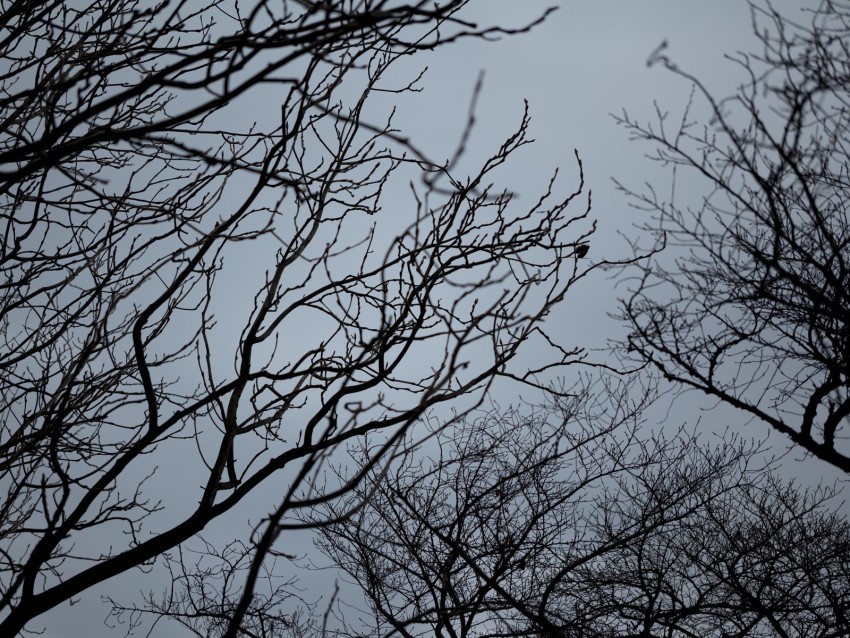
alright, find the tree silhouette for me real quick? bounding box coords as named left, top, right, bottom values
left=0, top=2, right=605, bottom=635
left=311, top=378, right=850, bottom=638
left=617, top=1, right=850, bottom=472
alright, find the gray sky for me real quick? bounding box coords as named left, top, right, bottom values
left=33, top=2, right=841, bottom=636
left=366, top=1, right=777, bottom=355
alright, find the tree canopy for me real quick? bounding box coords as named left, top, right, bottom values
left=1, top=1, right=848, bottom=637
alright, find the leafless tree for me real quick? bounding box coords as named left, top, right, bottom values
left=106, top=538, right=315, bottom=638
left=615, top=1, right=850, bottom=472
left=0, top=1, right=608, bottom=635
left=311, top=379, right=850, bottom=638
left=550, top=452, right=850, bottom=638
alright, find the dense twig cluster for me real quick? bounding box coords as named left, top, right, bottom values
left=313, top=380, right=850, bottom=638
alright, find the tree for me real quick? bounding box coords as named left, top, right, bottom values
left=0, top=2, right=600, bottom=635
left=106, top=538, right=317, bottom=638
left=311, top=378, right=850, bottom=638
left=615, top=1, right=850, bottom=472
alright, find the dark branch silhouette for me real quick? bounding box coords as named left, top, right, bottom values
left=616, top=1, right=850, bottom=472
left=0, top=2, right=611, bottom=635
left=309, top=378, right=850, bottom=637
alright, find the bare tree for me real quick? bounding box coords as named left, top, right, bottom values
left=106, top=538, right=314, bottom=638
left=615, top=1, right=850, bottom=472
left=311, top=379, right=850, bottom=638
left=0, top=1, right=607, bottom=635
left=553, top=451, right=850, bottom=638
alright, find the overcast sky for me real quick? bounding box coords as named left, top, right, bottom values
left=36, top=2, right=841, bottom=636
left=333, top=1, right=791, bottom=363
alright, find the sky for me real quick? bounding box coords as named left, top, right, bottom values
left=29, top=2, right=842, bottom=636
left=339, top=0, right=764, bottom=367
